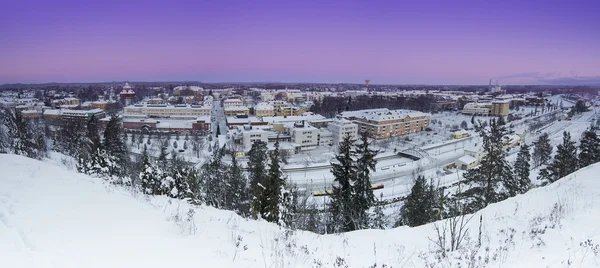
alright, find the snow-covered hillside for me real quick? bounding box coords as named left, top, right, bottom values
left=1, top=154, right=599, bottom=267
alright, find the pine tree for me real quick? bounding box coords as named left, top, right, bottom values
left=202, top=147, right=227, bottom=208
left=533, top=132, right=552, bottom=167
left=157, top=143, right=169, bottom=170
left=403, top=175, right=434, bottom=227
left=537, top=167, right=552, bottom=185
left=512, top=143, right=531, bottom=195
left=329, top=133, right=357, bottom=233
left=247, top=140, right=268, bottom=218
left=140, top=145, right=161, bottom=195
left=458, top=118, right=515, bottom=213
left=103, top=115, right=128, bottom=179
left=353, top=131, right=378, bottom=229
left=229, top=151, right=249, bottom=215
left=260, top=140, right=285, bottom=223
left=547, top=131, right=578, bottom=182
left=578, top=125, right=600, bottom=168
left=4, top=109, right=39, bottom=158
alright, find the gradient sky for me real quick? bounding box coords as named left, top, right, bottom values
left=1, top=0, right=599, bottom=85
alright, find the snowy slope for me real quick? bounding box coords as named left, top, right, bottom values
left=1, top=154, right=600, bottom=267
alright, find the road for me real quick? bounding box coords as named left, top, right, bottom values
left=211, top=98, right=227, bottom=137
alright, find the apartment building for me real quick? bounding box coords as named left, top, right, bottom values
left=224, top=106, right=250, bottom=116
left=241, top=127, right=269, bottom=151
left=223, top=98, right=243, bottom=107
left=254, top=102, right=275, bottom=118
left=327, top=118, right=359, bottom=144
left=339, top=108, right=430, bottom=139
left=317, top=128, right=333, bottom=146
left=462, top=101, right=510, bottom=116
left=124, top=104, right=211, bottom=118
left=44, top=108, right=106, bottom=123
left=286, top=121, right=318, bottom=151
left=491, top=100, right=510, bottom=116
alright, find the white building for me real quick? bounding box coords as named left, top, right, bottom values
left=241, top=126, right=269, bottom=152
left=123, top=104, right=211, bottom=118
left=462, top=102, right=491, bottom=115
left=223, top=98, right=243, bottom=107
left=327, top=118, right=359, bottom=145
left=260, top=91, right=274, bottom=102
left=317, top=128, right=334, bottom=146
left=286, top=121, right=318, bottom=151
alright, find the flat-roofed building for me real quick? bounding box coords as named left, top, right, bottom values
left=462, top=102, right=491, bottom=115
left=491, top=100, right=510, bottom=116
left=223, top=98, right=243, bottom=107
left=124, top=104, right=211, bottom=118
left=339, top=108, right=430, bottom=139
left=327, top=118, right=359, bottom=144
left=286, top=121, right=318, bottom=151
left=224, top=106, right=249, bottom=116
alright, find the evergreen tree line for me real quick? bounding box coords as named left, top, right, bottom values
left=0, top=109, right=48, bottom=159
left=400, top=118, right=600, bottom=228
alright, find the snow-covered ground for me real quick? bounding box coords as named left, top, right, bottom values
left=2, top=154, right=600, bottom=267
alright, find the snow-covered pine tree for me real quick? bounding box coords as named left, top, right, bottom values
left=578, top=125, right=600, bottom=168
left=512, top=143, right=532, bottom=196
left=353, top=131, right=378, bottom=229
left=533, top=132, right=552, bottom=167
left=458, top=118, right=514, bottom=213
left=403, top=175, right=434, bottom=227
left=229, top=150, right=249, bottom=215
left=259, top=140, right=285, bottom=224
left=103, top=115, right=128, bottom=179
left=157, top=144, right=169, bottom=171
left=247, top=140, right=268, bottom=218
left=4, top=109, right=39, bottom=158
left=329, top=133, right=357, bottom=233
left=537, top=167, right=552, bottom=186
left=547, top=131, right=578, bottom=182
left=201, top=146, right=227, bottom=208
left=140, top=145, right=161, bottom=195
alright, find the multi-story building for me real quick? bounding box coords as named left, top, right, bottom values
left=224, top=106, right=250, bottom=116
left=223, top=98, right=243, bottom=107
left=462, top=101, right=510, bottom=116
left=241, top=127, right=269, bottom=151
left=327, top=118, right=359, bottom=144
left=254, top=102, right=275, bottom=118
left=462, top=102, right=491, bottom=115
left=124, top=104, right=211, bottom=118
left=43, top=108, right=106, bottom=123
left=339, top=108, right=430, bottom=139
left=260, top=92, right=274, bottom=102
left=90, top=101, right=120, bottom=111
left=275, top=106, right=306, bottom=117
left=286, top=121, right=318, bottom=151
left=491, top=100, right=510, bottom=116
left=317, top=128, right=333, bottom=146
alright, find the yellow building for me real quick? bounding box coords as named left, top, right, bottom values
left=339, top=109, right=431, bottom=139
left=491, top=100, right=510, bottom=116
left=254, top=102, right=275, bottom=118
left=224, top=106, right=249, bottom=116
left=451, top=130, right=470, bottom=139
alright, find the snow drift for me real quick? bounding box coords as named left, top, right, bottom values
left=1, top=154, right=599, bottom=267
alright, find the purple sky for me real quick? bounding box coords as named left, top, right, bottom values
left=1, top=0, right=599, bottom=85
